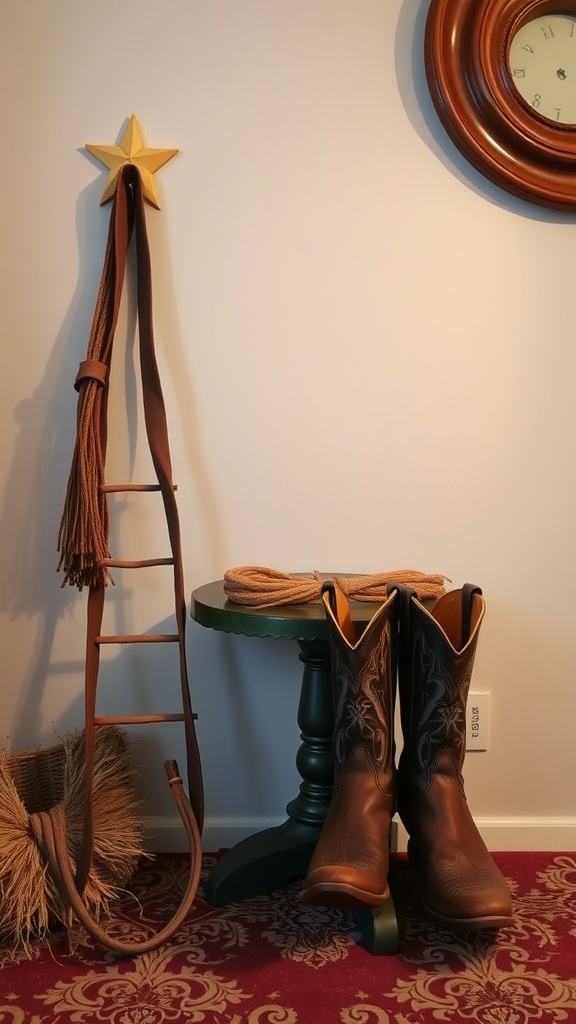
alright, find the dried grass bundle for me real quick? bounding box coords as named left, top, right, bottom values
left=0, top=726, right=144, bottom=955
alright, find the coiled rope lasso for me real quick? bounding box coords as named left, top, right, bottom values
left=223, top=566, right=448, bottom=608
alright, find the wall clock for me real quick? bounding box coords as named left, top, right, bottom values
left=425, top=0, right=576, bottom=210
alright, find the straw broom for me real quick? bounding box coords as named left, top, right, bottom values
left=0, top=726, right=143, bottom=955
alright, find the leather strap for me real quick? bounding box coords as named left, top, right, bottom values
left=33, top=763, right=202, bottom=955
left=461, top=583, right=482, bottom=647
left=52, top=165, right=203, bottom=953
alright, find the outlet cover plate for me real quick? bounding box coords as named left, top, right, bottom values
left=466, top=692, right=490, bottom=751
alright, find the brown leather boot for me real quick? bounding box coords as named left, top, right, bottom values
left=300, top=581, right=397, bottom=909
left=397, top=584, right=513, bottom=930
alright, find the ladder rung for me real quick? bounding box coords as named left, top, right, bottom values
left=96, top=633, right=180, bottom=644
left=100, top=558, right=174, bottom=568
left=101, top=483, right=177, bottom=493
left=95, top=714, right=186, bottom=725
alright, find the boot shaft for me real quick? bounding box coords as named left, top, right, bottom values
left=394, top=585, right=513, bottom=930
left=398, top=585, right=485, bottom=793
left=300, top=584, right=398, bottom=909
left=322, top=582, right=397, bottom=794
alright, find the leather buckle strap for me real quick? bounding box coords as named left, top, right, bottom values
left=57, top=165, right=203, bottom=954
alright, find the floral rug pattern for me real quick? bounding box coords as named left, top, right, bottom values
left=1, top=852, right=575, bottom=1023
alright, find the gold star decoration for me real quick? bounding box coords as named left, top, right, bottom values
left=85, top=115, right=178, bottom=209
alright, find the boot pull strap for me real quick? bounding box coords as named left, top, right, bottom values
left=461, top=584, right=482, bottom=645
left=390, top=584, right=416, bottom=733
left=321, top=580, right=337, bottom=615
left=392, top=583, right=416, bottom=638
left=391, top=584, right=416, bottom=657
left=321, top=579, right=354, bottom=640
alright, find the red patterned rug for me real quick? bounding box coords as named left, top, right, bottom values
left=2, top=851, right=576, bottom=1023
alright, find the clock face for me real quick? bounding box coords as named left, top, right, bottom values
left=424, top=0, right=576, bottom=210
left=508, top=13, right=576, bottom=124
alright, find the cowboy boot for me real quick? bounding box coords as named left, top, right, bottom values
left=397, top=584, right=513, bottom=930
left=300, top=581, right=397, bottom=909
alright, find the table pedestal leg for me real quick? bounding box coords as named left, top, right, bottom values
left=206, top=639, right=334, bottom=906
left=354, top=898, right=400, bottom=955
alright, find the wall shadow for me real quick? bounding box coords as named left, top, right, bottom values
left=2, top=169, right=224, bottom=752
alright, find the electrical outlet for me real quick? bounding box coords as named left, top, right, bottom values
left=466, top=692, right=490, bottom=751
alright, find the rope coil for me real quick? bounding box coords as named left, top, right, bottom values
left=223, top=566, right=448, bottom=608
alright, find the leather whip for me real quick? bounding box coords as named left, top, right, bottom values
left=54, top=164, right=203, bottom=953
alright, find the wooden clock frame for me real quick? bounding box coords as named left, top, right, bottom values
left=425, top=0, right=576, bottom=209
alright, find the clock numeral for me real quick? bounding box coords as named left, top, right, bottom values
left=521, top=43, right=534, bottom=53
left=540, top=25, right=555, bottom=40
left=554, top=108, right=562, bottom=121
left=532, top=93, right=542, bottom=109
left=512, top=67, right=526, bottom=78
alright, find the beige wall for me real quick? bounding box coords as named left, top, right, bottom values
left=1, top=0, right=575, bottom=850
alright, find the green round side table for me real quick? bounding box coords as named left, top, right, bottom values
left=190, top=578, right=399, bottom=955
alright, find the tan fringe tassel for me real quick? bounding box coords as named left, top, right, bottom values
left=56, top=379, right=112, bottom=590
left=223, top=566, right=448, bottom=608
left=56, top=209, right=117, bottom=591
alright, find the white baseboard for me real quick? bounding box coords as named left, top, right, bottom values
left=144, top=816, right=283, bottom=853
left=394, top=817, right=576, bottom=853
left=144, top=815, right=576, bottom=854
